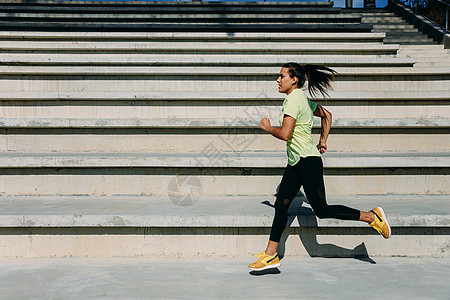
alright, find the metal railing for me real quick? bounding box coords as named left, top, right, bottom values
left=57, top=0, right=377, bottom=9
left=63, top=0, right=333, bottom=1
left=401, top=0, right=449, bottom=31
left=437, top=0, right=449, bottom=31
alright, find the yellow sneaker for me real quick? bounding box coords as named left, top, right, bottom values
left=369, top=206, right=391, bottom=239
left=248, top=251, right=281, bottom=271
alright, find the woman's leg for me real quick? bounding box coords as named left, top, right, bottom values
left=265, top=164, right=302, bottom=255
left=298, top=157, right=361, bottom=221
left=298, top=156, right=391, bottom=239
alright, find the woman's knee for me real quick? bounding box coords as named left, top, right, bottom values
left=274, top=197, right=291, bottom=213
left=313, top=206, right=332, bottom=219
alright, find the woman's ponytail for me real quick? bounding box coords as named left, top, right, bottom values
left=282, top=63, right=338, bottom=98
left=304, top=64, right=338, bottom=98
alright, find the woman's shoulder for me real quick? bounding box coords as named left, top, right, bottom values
left=289, top=89, right=306, bottom=98
left=286, top=89, right=307, bottom=104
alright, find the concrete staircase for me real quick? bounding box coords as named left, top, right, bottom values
left=345, top=8, right=434, bottom=44
left=0, top=0, right=448, bottom=258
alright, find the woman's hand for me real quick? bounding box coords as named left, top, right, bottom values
left=259, top=117, right=271, bottom=132
left=317, top=141, right=327, bottom=154
left=313, top=104, right=332, bottom=154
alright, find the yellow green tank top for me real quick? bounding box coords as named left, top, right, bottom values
left=279, top=89, right=320, bottom=166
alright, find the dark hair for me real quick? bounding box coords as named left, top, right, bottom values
left=282, top=63, right=338, bottom=98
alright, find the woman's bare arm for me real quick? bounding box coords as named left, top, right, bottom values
left=313, top=104, right=332, bottom=154
left=259, top=115, right=295, bottom=141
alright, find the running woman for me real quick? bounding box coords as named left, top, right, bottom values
left=249, top=63, right=391, bottom=271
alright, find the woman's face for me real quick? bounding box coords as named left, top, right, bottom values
left=277, top=67, right=298, bottom=95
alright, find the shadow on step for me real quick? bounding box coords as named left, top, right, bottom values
left=262, top=192, right=377, bottom=265
left=249, top=268, right=281, bottom=276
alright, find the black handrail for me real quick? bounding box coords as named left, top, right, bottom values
left=436, top=0, right=449, bottom=7
left=402, top=0, right=449, bottom=32
left=436, top=0, right=449, bottom=32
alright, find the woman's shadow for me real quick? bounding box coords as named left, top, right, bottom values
left=262, top=190, right=376, bottom=264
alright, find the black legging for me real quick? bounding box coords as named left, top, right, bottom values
left=269, top=156, right=360, bottom=243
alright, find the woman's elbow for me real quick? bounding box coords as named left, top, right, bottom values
left=282, top=132, right=292, bottom=141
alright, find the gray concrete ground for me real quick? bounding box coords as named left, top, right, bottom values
left=0, top=257, right=448, bottom=300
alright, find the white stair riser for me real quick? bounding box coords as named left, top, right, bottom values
left=0, top=229, right=447, bottom=258
left=0, top=54, right=413, bottom=65
left=0, top=173, right=447, bottom=196
left=1, top=134, right=448, bottom=153
left=0, top=31, right=387, bottom=41
left=413, top=62, right=450, bottom=67
left=0, top=42, right=399, bottom=53
left=0, top=79, right=447, bottom=92
left=0, top=103, right=448, bottom=119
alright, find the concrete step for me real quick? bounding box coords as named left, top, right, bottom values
left=0, top=195, right=447, bottom=228
left=0, top=22, right=373, bottom=33
left=384, top=31, right=430, bottom=37
left=1, top=101, right=448, bottom=120
left=2, top=132, right=446, bottom=155
left=343, top=8, right=393, bottom=14
left=398, top=44, right=446, bottom=50
left=414, top=62, right=450, bottom=67
left=0, top=80, right=445, bottom=93
left=384, top=33, right=432, bottom=41
left=0, top=91, right=447, bottom=101
left=399, top=54, right=448, bottom=59
left=357, top=12, right=399, bottom=17
left=0, top=41, right=400, bottom=53
left=0, top=13, right=362, bottom=23
left=372, top=24, right=415, bottom=29
left=398, top=50, right=448, bottom=56
left=0, top=2, right=335, bottom=8
left=383, top=39, right=435, bottom=45
left=0, top=41, right=399, bottom=55
left=372, top=28, right=419, bottom=33
left=2, top=7, right=339, bottom=15
left=0, top=166, right=445, bottom=197
left=1, top=151, right=448, bottom=168
left=2, top=116, right=446, bottom=154
left=0, top=54, right=415, bottom=67
left=384, top=38, right=430, bottom=45
left=346, top=11, right=396, bottom=15
left=383, top=30, right=428, bottom=36
left=0, top=195, right=447, bottom=257
left=397, top=46, right=450, bottom=65
left=362, top=18, right=406, bottom=24
left=352, top=8, right=441, bottom=45
left=383, top=38, right=435, bottom=44
left=398, top=49, right=448, bottom=55
left=2, top=118, right=448, bottom=129
left=0, top=1, right=335, bottom=6
left=0, top=31, right=387, bottom=42
left=0, top=2, right=336, bottom=13
left=0, top=131, right=450, bottom=154
left=0, top=67, right=446, bottom=93
left=398, top=50, right=447, bottom=55
left=0, top=66, right=447, bottom=76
